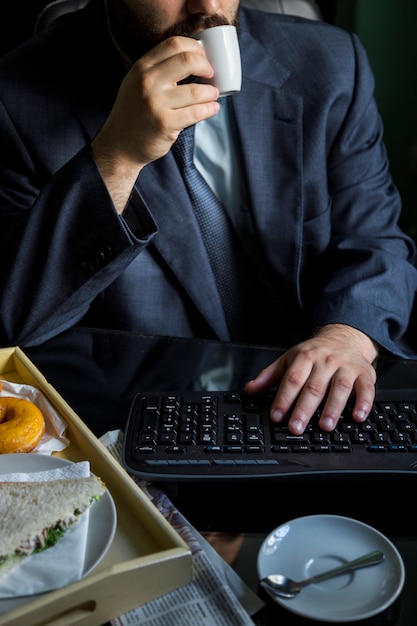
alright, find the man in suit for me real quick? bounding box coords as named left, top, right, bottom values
left=0, top=0, right=416, bottom=435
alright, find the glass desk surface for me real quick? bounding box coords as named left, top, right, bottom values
left=24, top=327, right=417, bottom=626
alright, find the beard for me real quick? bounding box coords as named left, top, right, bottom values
left=106, top=0, right=239, bottom=62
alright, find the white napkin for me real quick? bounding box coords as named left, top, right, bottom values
left=0, top=379, right=69, bottom=454
left=0, top=461, right=91, bottom=598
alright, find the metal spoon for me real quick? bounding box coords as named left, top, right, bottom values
left=260, top=549, right=385, bottom=599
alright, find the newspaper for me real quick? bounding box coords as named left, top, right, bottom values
left=99, top=430, right=264, bottom=626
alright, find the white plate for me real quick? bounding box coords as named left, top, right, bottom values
left=0, top=454, right=117, bottom=614
left=257, top=514, right=405, bottom=623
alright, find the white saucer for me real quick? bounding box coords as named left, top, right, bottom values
left=257, top=514, right=405, bottom=622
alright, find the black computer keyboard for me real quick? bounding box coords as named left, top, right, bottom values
left=122, top=391, right=417, bottom=481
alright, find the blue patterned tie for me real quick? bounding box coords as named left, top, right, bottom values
left=173, top=125, right=245, bottom=338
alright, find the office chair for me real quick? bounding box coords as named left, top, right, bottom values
left=240, top=0, right=322, bottom=19
left=34, top=0, right=89, bottom=33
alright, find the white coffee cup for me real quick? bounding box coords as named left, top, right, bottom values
left=194, top=25, right=242, bottom=97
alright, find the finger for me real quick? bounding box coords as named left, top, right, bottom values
left=318, top=363, right=376, bottom=431
left=316, top=369, right=355, bottom=432
left=141, top=37, right=214, bottom=90
left=269, top=356, right=319, bottom=427
left=171, top=82, right=220, bottom=118
left=283, top=365, right=335, bottom=434
left=141, top=36, right=206, bottom=69
left=350, top=369, right=376, bottom=422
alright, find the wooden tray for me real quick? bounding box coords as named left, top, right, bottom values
left=0, top=347, right=192, bottom=626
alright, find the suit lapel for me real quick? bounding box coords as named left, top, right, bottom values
left=233, top=18, right=304, bottom=303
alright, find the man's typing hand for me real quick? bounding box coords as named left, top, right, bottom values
left=245, top=324, right=378, bottom=435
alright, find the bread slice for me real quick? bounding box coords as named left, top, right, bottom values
left=0, top=475, right=106, bottom=577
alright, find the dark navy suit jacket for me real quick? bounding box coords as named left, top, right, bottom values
left=0, top=0, right=416, bottom=355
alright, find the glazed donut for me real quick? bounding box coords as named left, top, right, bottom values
left=0, top=382, right=45, bottom=454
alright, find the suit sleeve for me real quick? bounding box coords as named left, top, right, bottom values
left=0, top=100, right=157, bottom=347
left=308, top=32, right=417, bottom=357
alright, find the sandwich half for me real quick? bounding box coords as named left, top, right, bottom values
left=0, top=475, right=106, bottom=577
